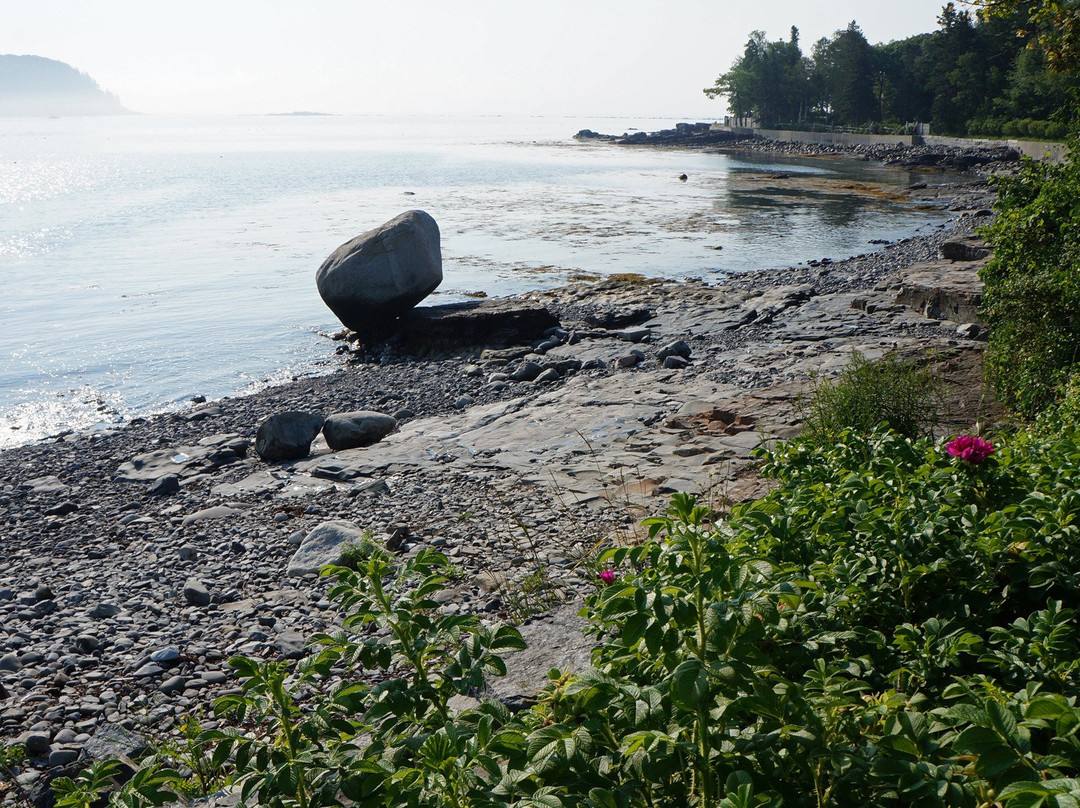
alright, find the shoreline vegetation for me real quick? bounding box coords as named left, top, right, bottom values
left=0, top=131, right=1042, bottom=805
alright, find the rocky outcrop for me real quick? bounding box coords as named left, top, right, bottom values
left=575, top=122, right=739, bottom=148
left=939, top=237, right=991, bottom=262
left=394, top=298, right=560, bottom=349
left=316, top=210, right=442, bottom=333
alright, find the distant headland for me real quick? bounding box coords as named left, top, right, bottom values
left=0, top=54, right=130, bottom=116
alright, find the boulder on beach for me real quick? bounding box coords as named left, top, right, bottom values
left=255, top=411, right=325, bottom=462
left=322, top=411, right=397, bottom=451
left=316, top=210, right=442, bottom=332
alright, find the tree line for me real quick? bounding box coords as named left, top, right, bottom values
left=705, top=1, right=1080, bottom=138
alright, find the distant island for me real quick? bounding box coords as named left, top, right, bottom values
left=265, top=111, right=336, bottom=117
left=0, top=54, right=129, bottom=116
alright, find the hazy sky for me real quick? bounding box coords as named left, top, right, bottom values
left=6, top=1, right=956, bottom=118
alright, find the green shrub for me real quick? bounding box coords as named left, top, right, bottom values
left=797, top=351, right=943, bottom=446
left=55, top=425, right=1080, bottom=808
left=1002, top=119, right=1021, bottom=137
left=1046, top=121, right=1069, bottom=140
left=980, top=145, right=1080, bottom=416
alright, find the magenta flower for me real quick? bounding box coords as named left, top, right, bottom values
left=946, top=435, right=995, bottom=464
left=598, top=569, right=617, bottom=585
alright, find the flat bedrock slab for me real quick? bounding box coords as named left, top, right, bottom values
left=316, top=209, right=442, bottom=332
left=893, top=257, right=986, bottom=324
left=115, top=434, right=249, bottom=481
left=380, top=298, right=560, bottom=349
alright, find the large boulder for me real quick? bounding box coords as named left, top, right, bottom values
left=255, top=412, right=324, bottom=462
left=322, top=411, right=398, bottom=451
left=316, top=210, right=442, bottom=332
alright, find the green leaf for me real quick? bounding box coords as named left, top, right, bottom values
left=670, top=659, right=710, bottom=710
left=974, top=744, right=1022, bottom=779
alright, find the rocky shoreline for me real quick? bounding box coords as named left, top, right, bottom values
left=0, top=162, right=1002, bottom=804
left=574, top=122, right=1024, bottom=173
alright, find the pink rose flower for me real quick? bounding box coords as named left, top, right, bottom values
left=946, top=435, right=995, bottom=464
left=598, top=569, right=616, bottom=584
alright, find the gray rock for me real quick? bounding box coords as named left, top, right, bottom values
left=159, top=675, right=187, bottom=695
left=663, top=355, right=689, bottom=369
left=482, top=602, right=594, bottom=709
left=0, top=652, right=20, bottom=671
left=453, top=395, right=475, bottom=409
left=22, top=731, right=51, bottom=754
left=397, top=299, right=558, bottom=349
left=939, top=238, right=990, bottom=261
left=149, top=647, right=180, bottom=664
left=287, top=520, right=367, bottom=577
left=146, top=475, right=180, bottom=497
left=316, top=210, right=442, bottom=332
left=20, top=475, right=69, bottom=495
left=274, top=632, right=306, bottom=660
left=657, top=339, right=692, bottom=360
left=183, top=579, right=212, bottom=607
left=44, top=502, right=79, bottom=517
left=535, top=368, right=561, bottom=383
left=956, top=322, right=986, bottom=340
left=81, top=724, right=147, bottom=761
left=321, top=411, right=397, bottom=451
left=255, top=411, right=324, bottom=462
left=615, top=328, right=651, bottom=343
left=87, top=602, right=120, bottom=620
left=48, top=747, right=80, bottom=767
left=510, top=362, right=543, bottom=382
left=181, top=505, right=242, bottom=526
left=178, top=545, right=199, bottom=561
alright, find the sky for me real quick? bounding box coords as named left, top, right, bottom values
left=5, top=1, right=958, bottom=118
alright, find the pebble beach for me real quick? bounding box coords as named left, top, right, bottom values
left=0, top=139, right=1011, bottom=804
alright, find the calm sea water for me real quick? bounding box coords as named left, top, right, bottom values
left=0, top=114, right=946, bottom=447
